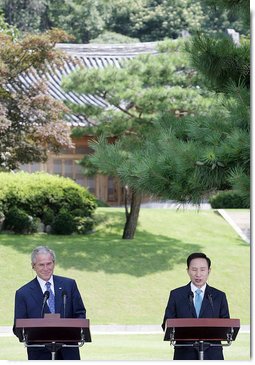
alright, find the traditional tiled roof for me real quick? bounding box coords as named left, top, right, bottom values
left=10, top=42, right=158, bottom=127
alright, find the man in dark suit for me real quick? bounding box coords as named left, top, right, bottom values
left=13, top=246, right=86, bottom=360
left=162, top=252, right=230, bottom=360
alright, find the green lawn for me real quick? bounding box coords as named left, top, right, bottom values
left=0, top=333, right=250, bottom=360
left=0, top=207, right=250, bottom=327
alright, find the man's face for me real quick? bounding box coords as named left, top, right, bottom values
left=32, top=253, right=55, bottom=281
left=187, top=258, right=210, bottom=288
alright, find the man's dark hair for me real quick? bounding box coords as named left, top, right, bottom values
left=187, top=252, right=211, bottom=269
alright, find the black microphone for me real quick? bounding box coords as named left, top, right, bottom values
left=207, top=293, right=215, bottom=317
left=62, top=290, right=67, bottom=318
left=41, top=290, right=49, bottom=318
left=188, top=291, right=194, bottom=307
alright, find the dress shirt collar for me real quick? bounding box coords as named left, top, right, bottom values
left=190, top=282, right=207, bottom=296
left=37, top=276, right=54, bottom=294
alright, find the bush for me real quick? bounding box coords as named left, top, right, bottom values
left=74, top=216, right=94, bottom=234
left=4, top=207, right=33, bottom=234
left=42, top=207, right=55, bottom=226
left=0, top=172, right=97, bottom=234
left=209, top=191, right=249, bottom=209
left=52, top=209, right=75, bottom=235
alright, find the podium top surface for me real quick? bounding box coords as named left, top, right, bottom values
left=164, top=318, right=240, bottom=341
left=16, top=317, right=89, bottom=328
left=15, top=318, right=91, bottom=343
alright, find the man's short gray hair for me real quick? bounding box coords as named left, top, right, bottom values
left=31, top=246, right=56, bottom=264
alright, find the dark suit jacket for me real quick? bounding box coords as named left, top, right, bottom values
left=162, top=282, right=230, bottom=360
left=13, top=275, right=86, bottom=360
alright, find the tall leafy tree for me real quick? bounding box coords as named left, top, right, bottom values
left=0, top=26, right=74, bottom=170
left=46, top=0, right=106, bottom=43
left=183, top=0, right=250, bottom=206
left=62, top=39, right=215, bottom=238
left=103, top=0, right=250, bottom=207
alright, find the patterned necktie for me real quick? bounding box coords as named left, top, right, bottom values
left=195, top=289, right=202, bottom=317
left=46, top=282, right=55, bottom=313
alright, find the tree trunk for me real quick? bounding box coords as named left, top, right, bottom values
left=122, top=188, right=142, bottom=239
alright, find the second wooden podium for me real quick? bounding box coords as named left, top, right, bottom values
left=164, top=318, right=240, bottom=360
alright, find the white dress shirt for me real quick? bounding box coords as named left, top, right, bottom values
left=190, top=282, right=206, bottom=304
left=37, top=276, right=55, bottom=295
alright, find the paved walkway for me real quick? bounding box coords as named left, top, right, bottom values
left=217, top=209, right=250, bottom=243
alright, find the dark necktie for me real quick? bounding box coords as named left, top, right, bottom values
left=46, top=281, right=55, bottom=313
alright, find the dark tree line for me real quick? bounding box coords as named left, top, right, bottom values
left=0, top=0, right=248, bottom=43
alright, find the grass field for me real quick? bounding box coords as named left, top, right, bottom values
left=0, top=207, right=250, bottom=360
left=0, top=333, right=250, bottom=360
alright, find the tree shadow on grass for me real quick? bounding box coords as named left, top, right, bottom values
left=0, top=210, right=202, bottom=277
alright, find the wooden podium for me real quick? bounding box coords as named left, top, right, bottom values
left=164, top=318, right=240, bottom=360
left=15, top=314, right=91, bottom=360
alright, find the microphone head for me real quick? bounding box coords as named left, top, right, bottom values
left=62, top=290, right=67, bottom=298
left=44, top=290, right=50, bottom=299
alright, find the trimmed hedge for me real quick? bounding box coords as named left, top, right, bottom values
left=209, top=190, right=249, bottom=209
left=0, top=172, right=97, bottom=234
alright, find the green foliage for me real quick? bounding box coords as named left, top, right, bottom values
left=63, top=38, right=215, bottom=140
left=52, top=209, right=75, bottom=235
left=46, top=0, right=106, bottom=43
left=42, top=207, right=55, bottom=226
left=0, top=12, right=19, bottom=39
left=0, top=0, right=46, bottom=33
left=185, top=34, right=250, bottom=91
left=90, top=31, right=139, bottom=44
left=203, top=0, right=250, bottom=30
left=73, top=216, right=94, bottom=234
left=0, top=28, right=73, bottom=170
left=0, top=172, right=97, bottom=234
left=209, top=190, right=249, bottom=208
left=4, top=207, right=33, bottom=234
left=0, top=0, right=247, bottom=43
left=64, top=2, right=249, bottom=236
left=66, top=30, right=249, bottom=211
left=106, top=0, right=247, bottom=42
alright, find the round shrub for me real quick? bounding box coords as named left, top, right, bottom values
left=0, top=172, right=97, bottom=235
left=52, top=210, right=75, bottom=235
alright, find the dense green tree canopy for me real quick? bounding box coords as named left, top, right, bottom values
left=0, top=0, right=248, bottom=43
left=62, top=39, right=217, bottom=238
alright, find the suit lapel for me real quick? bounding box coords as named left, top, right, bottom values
left=186, top=283, right=197, bottom=318
left=199, top=284, right=211, bottom=318
left=29, top=277, right=44, bottom=307
left=53, top=275, right=64, bottom=314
